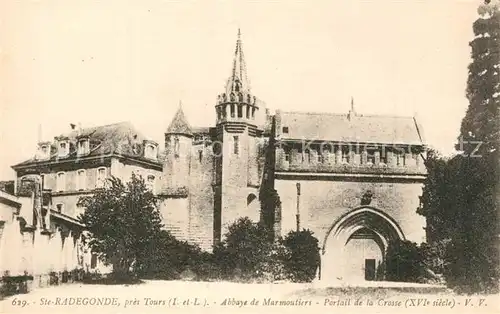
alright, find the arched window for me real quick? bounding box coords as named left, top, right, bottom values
left=230, top=104, right=235, bottom=117
left=56, top=172, right=66, bottom=192
left=237, top=104, right=243, bottom=118
left=76, top=169, right=86, bottom=191
left=96, top=167, right=106, bottom=188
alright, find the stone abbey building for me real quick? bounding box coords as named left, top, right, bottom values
left=10, top=31, right=427, bottom=282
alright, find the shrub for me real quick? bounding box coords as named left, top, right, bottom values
left=281, top=229, right=320, bottom=282
left=384, top=240, right=427, bottom=283
left=217, top=217, right=274, bottom=281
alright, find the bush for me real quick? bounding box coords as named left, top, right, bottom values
left=384, top=240, right=427, bottom=283
left=216, top=217, right=275, bottom=281
left=280, top=229, right=320, bottom=282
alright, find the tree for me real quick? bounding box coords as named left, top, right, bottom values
left=78, top=174, right=163, bottom=279
left=419, top=1, right=499, bottom=294
left=459, top=1, right=500, bottom=155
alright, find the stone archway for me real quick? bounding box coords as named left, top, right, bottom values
left=320, top=206, right=405, bottom=282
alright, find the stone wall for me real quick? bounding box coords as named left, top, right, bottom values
left=187, top=142, right=215, bottom=251
left=275, top=176, right=426, bottom=246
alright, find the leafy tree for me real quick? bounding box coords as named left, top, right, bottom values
left=459, top=0, right=500, bottom=155
left=78, top=174, right=163, bottom=279
left=419, top=1, right=499, bottom=294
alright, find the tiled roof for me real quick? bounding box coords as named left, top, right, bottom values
left=278, top=111, right=425, bottom=145
left=191, top=127, right=211, bottom=134
left=13, top=121, right=161, bottom=167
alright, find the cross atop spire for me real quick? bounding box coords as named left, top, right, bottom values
left=225, top=29, right=251, bottom=95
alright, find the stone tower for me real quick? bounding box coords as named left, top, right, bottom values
left=213, top=30, right=263, bottom=242
left=160, top=103, right=193, bottom=240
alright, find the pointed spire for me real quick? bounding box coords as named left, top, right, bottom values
left=348, top=97, right=356, bottom=121
left=225, top=28, right=251, bottom=95
left=166, top=101, right=192, bottom=136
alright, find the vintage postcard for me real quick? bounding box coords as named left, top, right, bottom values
left=0, top=0, right=499, bottom=313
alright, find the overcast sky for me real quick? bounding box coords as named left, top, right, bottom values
left=0, top=0, right=481, bottom=179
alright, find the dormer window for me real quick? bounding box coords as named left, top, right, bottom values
left=77, top=138, right=90, bottom=156
left=37, top=142, right=51, bottom=160
left=58, top=140, right=69, bottom=157
left=144, top=142, right=158, bottom=160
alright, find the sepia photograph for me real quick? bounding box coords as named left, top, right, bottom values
left=0, top=0, right=499, bottom=313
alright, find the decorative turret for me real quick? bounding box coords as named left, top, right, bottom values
left=215, top=29, right=259, bottom=125
left=162, top=103, right=193, bottom=197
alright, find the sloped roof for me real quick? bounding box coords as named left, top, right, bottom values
left=166, top=106, right=192, bottom=135
left=13, top=121, right=161, bottom=167
left=279, top=111, right=425, bottom=145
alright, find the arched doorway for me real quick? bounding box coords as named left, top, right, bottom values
left=321, top=206, right=405, bottom=282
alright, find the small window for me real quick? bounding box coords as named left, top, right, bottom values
left=198, top=150, right=203, bottom=162
left=145, top=144, right=157, bottom=160
left=77, top=139, right=89, bottom=155
left=146, top=175, right=155, bottom=191
left=76, top=169, right=86, bottom=190
left=284, top=152, right=290, bottom=162
left=233, top=136, right=239, bottom=155
left=56, top=172, right=65, bottom=192
left=174, top=136, right=180, bottom=158
left=96, top=167, right=106, bottom=188
left=282, top=127, right=289, bottom=134
left=56, top=203, right=63, bottom=213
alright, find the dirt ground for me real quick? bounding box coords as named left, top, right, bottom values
left=0, top=280, right=497, bottom=314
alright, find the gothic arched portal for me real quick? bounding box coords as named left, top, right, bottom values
left=320, top=206, right=405, bottom=282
